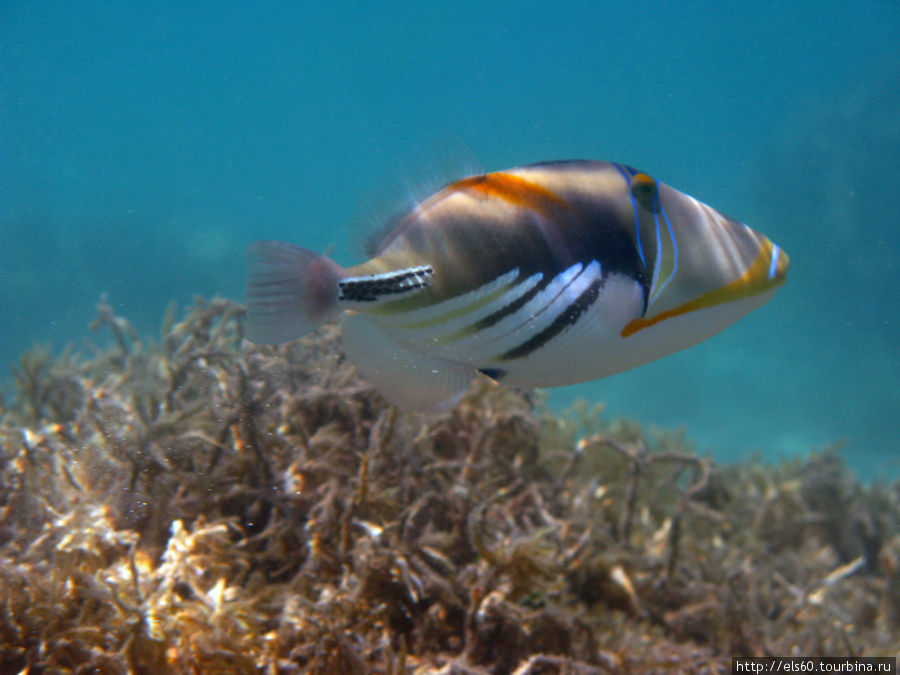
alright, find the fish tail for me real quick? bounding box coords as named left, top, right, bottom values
left=245, top=241, right=344, bottom=344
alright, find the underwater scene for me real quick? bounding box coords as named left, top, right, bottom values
left=2, top=2, right=898, bottom=673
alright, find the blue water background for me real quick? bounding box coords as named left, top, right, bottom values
left=2, top=2, right=898, bottom=479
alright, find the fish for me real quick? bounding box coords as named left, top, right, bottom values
left=245, top=160, right=788, bottom=412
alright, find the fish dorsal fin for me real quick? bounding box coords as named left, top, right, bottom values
left=341, top=312, right=474, bottom=412
left=364, top=141, right=483, bottom=256
left=338, top=265, right=434, bottom=304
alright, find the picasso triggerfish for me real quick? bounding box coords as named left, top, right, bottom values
left=245, top=160, right=788, bottom=411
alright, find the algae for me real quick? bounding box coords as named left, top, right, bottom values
left=0, top=296, right=897, bottom=674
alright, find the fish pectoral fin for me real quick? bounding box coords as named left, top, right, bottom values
left=341, top=313, right=473, bottom=412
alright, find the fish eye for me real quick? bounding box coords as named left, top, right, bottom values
left=630, top=172, right=658, bottom=207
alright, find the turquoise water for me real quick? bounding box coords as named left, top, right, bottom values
left=3, top=1, right=898, bottom=478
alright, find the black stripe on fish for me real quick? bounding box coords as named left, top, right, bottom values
left=499, top=276, right=604, bottom=361
left=339, top=266, right=434, bottom=302
left=473, top=273, right=551, bottom=330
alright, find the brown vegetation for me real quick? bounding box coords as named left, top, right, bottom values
left=0, top=297, right=897, bottom=674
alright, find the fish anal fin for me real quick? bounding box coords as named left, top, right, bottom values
left=364, top=140, right=483, bottom=256
left=341, top=313, right=472, bottom=412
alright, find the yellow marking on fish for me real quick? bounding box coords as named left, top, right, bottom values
left=621, top=239, right=785, bottom=337
left=451, top=172, right=564, bottom=213
left=399, top=280, right=515, bottom=330
left=651, top=214, right=680, bottom=301
left=368, top=291, right=436, bottom=316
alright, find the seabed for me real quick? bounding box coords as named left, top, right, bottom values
left=0, top=297, right=897, bottom=674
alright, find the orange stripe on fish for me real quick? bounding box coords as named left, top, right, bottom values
left=450, top=172, right=564, bottom=213
left=621, top=239, right=784, bottom=337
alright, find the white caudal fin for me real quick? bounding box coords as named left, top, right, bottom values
left=244, top=241, right=344, bottom=344
left=342, top=313, right=473, bottom=412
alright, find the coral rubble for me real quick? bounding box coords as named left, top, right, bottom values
left=1, top=297, right=897, bottom=674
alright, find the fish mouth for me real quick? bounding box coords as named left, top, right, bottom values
left=621, top=238, right=788, bottom=338
left=768, top=242, right=789, bottom=286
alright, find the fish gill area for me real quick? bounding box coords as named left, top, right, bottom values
left=0, top=297, right=897, bottom=674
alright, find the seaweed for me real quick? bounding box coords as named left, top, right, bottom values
left=0, top=296, right=897, bottom=674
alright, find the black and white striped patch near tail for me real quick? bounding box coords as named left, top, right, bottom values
left=338, top=266, right=434, bottom=303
